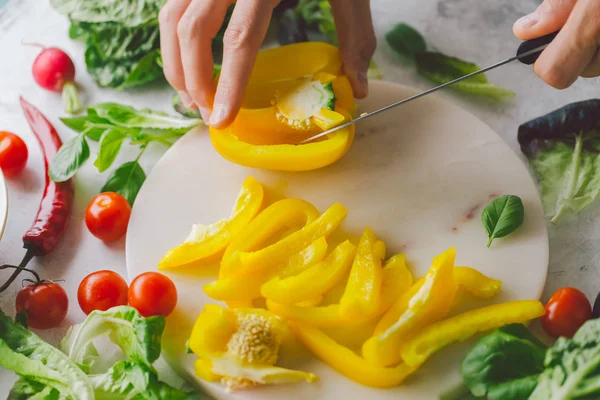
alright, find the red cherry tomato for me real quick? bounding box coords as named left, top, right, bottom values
left=541, top=287, right=592, bottom=338
left=85, top=192, right=131, bottom=242
left=0, top=131, right=28, bottom=177
left=78, top=270, right=129, bottom=315
left=15, top=282, right=68, bottom=329
left=128, top=272, right=177, bottom=317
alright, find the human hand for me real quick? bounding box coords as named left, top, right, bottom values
left=159, top=0, right=376, bottom=129
left=513, top=0, right=600, bottom=89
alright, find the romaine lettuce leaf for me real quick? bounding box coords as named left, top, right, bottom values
left=0, top=309, right=94, bottom=400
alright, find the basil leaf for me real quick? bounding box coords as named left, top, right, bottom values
left=94, top=130, right=126, bottom=172
left=482, top=195, right=525, bottom=247
left=101, top=161, right=146, bottom=205
left=385, top=23, right=426, bottom=60
left=416, top=52, right=516, bottom=101
left=61, top=112, right=110, bottom=141
left=49, top=134, right=90, bottom=182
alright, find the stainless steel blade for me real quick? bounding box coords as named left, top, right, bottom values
left=299, top=43, right=549, bottom=144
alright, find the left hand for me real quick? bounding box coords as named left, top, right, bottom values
left=513, top=0, right=600, bottom=89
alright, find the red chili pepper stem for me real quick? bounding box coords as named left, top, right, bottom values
left=0, top=250, right=36, bottom=292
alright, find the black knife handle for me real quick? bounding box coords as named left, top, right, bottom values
left=516, top=30, right=560, bottom=65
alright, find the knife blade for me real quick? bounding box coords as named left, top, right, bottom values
left=299, top=30, right=559, bottom=144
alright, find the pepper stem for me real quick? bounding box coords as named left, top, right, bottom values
left=62, top=81, right=82, bottom=114
left=0, top=250, right=37, bottom=292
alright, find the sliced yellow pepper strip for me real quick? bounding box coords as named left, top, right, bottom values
left=401, top=300, right=545, bottom=367
left=266, top=253, right=412, bottom=327
left=220, top=198, right=320, bottom=278
left=295, top=295, right=324, bottom=307
left=205, top=237, right=328, bottom=301
left=289, top=322, right=416, bottom=388
left=454, top=266, right=502, bottom=299
left=339, top=227, right=383, bottom=319
left=374, top=240, right=386, bottom=260
left=362, top=248, right=457, bottom=367
left=236, top=203, right=348, bottom=274
left=261, top=240, right=356, bottom=304
left=158, top=177, right=264, bottom=269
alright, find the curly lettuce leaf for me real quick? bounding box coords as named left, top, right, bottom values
left=0, top=310, right=94, bottom=400
left=530, top=319, right=600, bottom=399
left=50, top=0, right=165, bottom=27
left=60, top=306, right=166, bottom=371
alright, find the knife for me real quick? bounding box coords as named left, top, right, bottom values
left=299, top=31, right=560, bottom=144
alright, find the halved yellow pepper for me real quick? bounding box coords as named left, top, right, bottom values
left=158, top=177, right=264, bottom=270
left=205, top=237, right=328, bottom=301
left=209, top=42, right=356, bottom=172
left=220, top=198, right=320, bottom=278
left=289, top=322, right=416, bottom=388
left=340, top=227, right=383, bottom=319
left=236, top=202, right=348, bottom=274
left=266, top=253, right=413, bottom=327
left=261, top=240, right=356, bottom=304
left=362, top=248, right=457, bottom=367
left=400, top=300, right=545, bottom=367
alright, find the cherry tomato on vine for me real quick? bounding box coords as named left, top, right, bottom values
left=85, top=192, right=131, bottom=242
left=0, top=131, right=28, bottom=177
left=78, top=270, right=128, bottom=315
left=541, top=287, right=592, bottom=338
left=16, top=282, right=68, bottom=329
left=128, top=272, right=177, bottom=317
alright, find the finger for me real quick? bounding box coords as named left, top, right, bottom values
left=533, top=0, right=600, bottom=89
left=159, top=0, right=191, bottom=101
left=177, top=0, right=232, bottom=121
left=581, top=50, right=600, bottom=78
left=330, top=0, right=377, bottom=98
left=513, top=0, right=577, bottom=40
left=209, top=0, right=277, bottom=128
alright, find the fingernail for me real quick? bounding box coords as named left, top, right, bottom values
left=516, top=12, right=539, bottom=29
left=199, top=107, right=211, bottom=122
left=209, top=103, right=226, bottom=126
left=358, top=71, right=369, bottom=96
left=179, top=91, right=194, bottom=108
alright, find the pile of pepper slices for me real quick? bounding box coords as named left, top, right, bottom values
left=158, top=176, right=546, bottom=388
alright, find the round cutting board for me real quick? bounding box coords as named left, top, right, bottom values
left=126, top=81, right=548, bottom=400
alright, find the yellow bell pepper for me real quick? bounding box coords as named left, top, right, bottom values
left=362, top=248, right=457, bottom=367
left=400, top=300, right=545, bottom=367
left=205, top=237, right=328, bottom=301
left=340, top=227, right=383, bottom=319
left=236, top=202, right=348, bottom=274
left=220, top=198, right=320, bottom=278
left=189, top=305, right=317, bottom=391
left=454, top=266, right=502, bottom=299
left=209, top=42, right=356, bottom=171
left=261, top=240, right=356, bottom=304
left=295, top=295, right=324, bottom=307
left=158, top=177, right=264, bottom=270
left=266, top=252, right=413, bottom=326
left=289, top=322, right=416, bottom=388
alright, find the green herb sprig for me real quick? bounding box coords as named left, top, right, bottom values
left=50, top=103, right=201, bottom=205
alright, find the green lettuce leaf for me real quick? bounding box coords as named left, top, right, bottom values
left=518, top=99, right=600, bottom=224
left=385, top=23, right=426, bottom=59
left=530, top=319, right=600, bottom=399
left=0, top=309, right=94, bottom=399
left=415, top=52, right=515, bottom=100
left=60, top=306, right=166, bottom=371
left=50, top=0, right=165, bottom=27
left=90, top=360, right=196, bottom=400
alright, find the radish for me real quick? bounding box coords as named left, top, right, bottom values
left=26, top=43, right=82, bottom=114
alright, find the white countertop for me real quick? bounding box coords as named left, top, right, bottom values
left=1, top=0, right=599, bottom=397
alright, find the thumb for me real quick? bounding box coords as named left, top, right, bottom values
left=513, top=0, right=577, bottom=40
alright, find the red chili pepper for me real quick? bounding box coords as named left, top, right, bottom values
left=0, top=98, right=74, bottom=292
